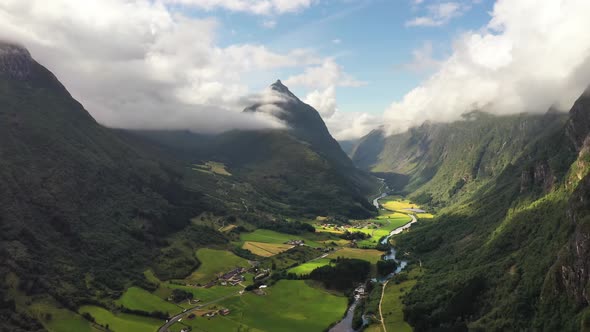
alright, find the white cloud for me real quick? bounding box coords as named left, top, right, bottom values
left=0, top=0, right=329, bottom=133
left=164, top=0, right=317, bottom=15
left=284, top=58, right=365, bottom=89
left=304, top=86, right=337, bottom=117
left=399, top=41, right=441, bottom=72
left=386, top=0, right=590, bottom=134
left=332, top=38, right=342, bottom=44
left=325, top=110, right=381, bottom=140
left=406, top=1, right=466, bottom=27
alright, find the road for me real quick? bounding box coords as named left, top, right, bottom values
left=157, top=291, right=242, bottom=332
left=379, top=279, right=390, bottom=332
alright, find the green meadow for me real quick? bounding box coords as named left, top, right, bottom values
left=287, top=258, right=332, bottom=275
left=356, top=213, right=412, bottom=248
left=30, top=300, right=102, bottom=332
left=380, top=268, right=422, bottom=332
left=187, top=248, right=250, bottom=283
left=239, top=229, right=323, bottom=247
left=78, top=306, right=162, bottom=332
left=116, top=287, right=180, bottom=315
left=172, top=280, right=347, bottom=332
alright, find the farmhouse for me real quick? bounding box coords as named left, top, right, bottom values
left=220, top=308, right=231, bottom=316
left=285, top=239, right=305, bottom=246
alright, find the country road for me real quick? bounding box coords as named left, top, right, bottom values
left=157, top=291, right=242, bottom=332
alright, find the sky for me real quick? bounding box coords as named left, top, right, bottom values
left=1, top=0, right=590, bottom=140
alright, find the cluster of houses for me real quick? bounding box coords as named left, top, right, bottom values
left=201, top=308, right=231, bottom=319
left=218, top=267, right=247, bottom=286
left=284, top=239, right=305, bottom=246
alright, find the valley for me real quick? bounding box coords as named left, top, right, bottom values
left=21, top=192, right=428, bottom=332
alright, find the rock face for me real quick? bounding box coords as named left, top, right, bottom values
left=520, top=162, right=555, bottom=193
left=0, top=42, right=32, bottom=80
left=566, top=87, right=590, bottom=152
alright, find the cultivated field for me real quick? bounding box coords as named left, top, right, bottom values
left=327, top=247, right=384, bottom=264
left=115, top=287, right=180, bottom=315
left=78, top=306, right=162, bottom=332
left=170, top=280, right=347, bottom=332
left=239, top=229, right=323, bottom=247
left=242, top=241, right=293, bottom=257
left=187, top=248, right=250, bottom=283
left=287, top=258, right=332, bottom=275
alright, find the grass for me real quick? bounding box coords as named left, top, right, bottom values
left=192, top=161, right=232, bottom=176
left=29, top=300, right=102, bottom=332
left=239, top=229, right=322, bottom=248
left=78, top=305, right=162, bottom=332
left=171, top=280, right=347, bottom=332
left=355, top=214, right=413, bottom=248
left=186, top=248, right=250, bottom=283
left=327, top=248, right=384, bottom=264
left=380, top=268, right=422, bottom=332
left=242, top=241, right=294, bottom=257
left=287, top=258, right=332, bottom=276
left=115, top=287, right=180, bottom=315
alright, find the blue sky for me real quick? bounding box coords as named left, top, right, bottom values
left=185, top=0, right=495, bottom=115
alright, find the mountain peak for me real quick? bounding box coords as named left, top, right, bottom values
left=270, top=79, right=298, bottom=99
left=0, top=41, right=33, bottom=80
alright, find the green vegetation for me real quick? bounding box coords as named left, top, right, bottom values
left=287, top=258, right=332, bottom=276
left=240, top=229, right=323, bottom=248
left=380, top=268, right=422, bottom=331
left=327, top=248, right=384, bottom=264
left=187, top=248, right=250, bottom=283
left=172, top=280, right=347, bottom=332
left=78, top=306, right=162, bottom=332
left=29, top=300, right=102, bottom=332
left=115, top=287, right=180, bottom=315
left=309, top=258, right=371, bottom=291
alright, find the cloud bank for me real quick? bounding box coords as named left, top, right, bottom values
left=386, top=0, right=590, bottom=134
left=0, top=0, right=327, bottom=133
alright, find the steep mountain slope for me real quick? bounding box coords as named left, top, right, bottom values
left=372, top=91, right=590, bottom=330
left=351, top=112, right=569, bottom=207
left=134, top=81, right=379, bottom=218
left=0, top=42, right=225, bottom=331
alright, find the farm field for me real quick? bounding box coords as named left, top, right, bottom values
left=327, top=248, right=384, bottom=264
left=287, top=258, right=332, bottom=275
left=381, top=198, right=419, bottom=212
left=170, top=280, right=347, bottom=332
left=356, top=214, right=412, bottom=248
left=239, top=229, right=323, bottom=247
left=187, top=248, right=250, bottom=283
left=242, top=241, right=293, bottom=257
left=115, top=287, right=180, bottom=315
left=380, top=268, right=422, bottom=332
left=78, top=305, right=162, bottom=332
left=30, top=300, right=102, bottom=332
left=192, top=161, right=232, bottom=176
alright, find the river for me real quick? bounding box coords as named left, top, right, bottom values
left=330, top=189, right=416, bottom=332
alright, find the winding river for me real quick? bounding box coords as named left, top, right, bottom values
left=330, top=187, right=417, bottom=332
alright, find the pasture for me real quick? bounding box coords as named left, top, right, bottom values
left=171, top=280, right=347, bottom=332
left=239, top=229, right=322, bottom=247
left=115, top=287, right=180, bottom=315
left=287, top=258, right=332, bottom=275
left=78, top=306, right=162, bottom=332
left=187, top=248, right=250, bottom=283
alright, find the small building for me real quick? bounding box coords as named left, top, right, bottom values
left=220, top=308, right=231, bottom=316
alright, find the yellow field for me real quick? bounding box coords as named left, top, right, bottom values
left=417, top=213, right=434, bottom=219
left=327, top=248, right=383, bottom=264
left=193, top=161, right=232, bottom=176
left=242, top=241, right=293, bottom=257
left=382, top=199, right=419, bottom=211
